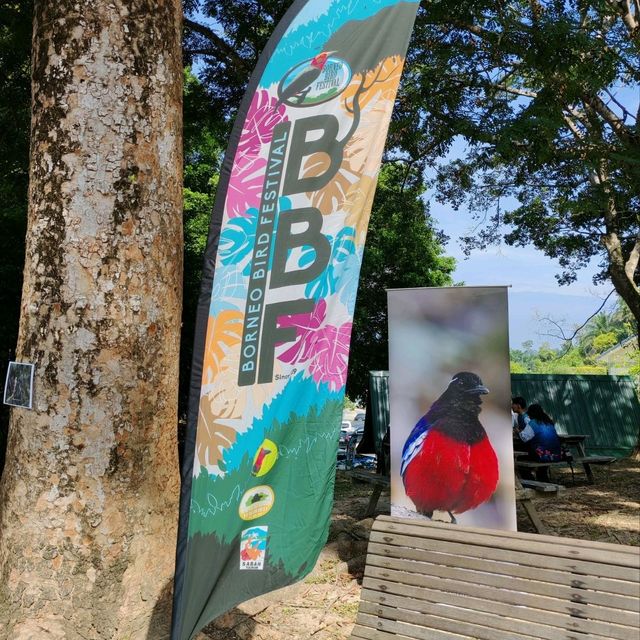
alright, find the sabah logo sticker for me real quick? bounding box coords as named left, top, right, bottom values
left=240, top=526, right=268, bottom=570
left=238, top=485, right=275, bottom=521
left=277, top=54, right=351, bottom=107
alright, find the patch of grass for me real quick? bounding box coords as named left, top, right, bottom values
left=332, top=601, right=359, bottom=617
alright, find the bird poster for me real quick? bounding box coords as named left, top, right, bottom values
left=388, top=286, right=517, bottom=531
left=172, top=2, right=421, bottom=639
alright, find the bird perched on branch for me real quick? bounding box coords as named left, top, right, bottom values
left=400, top=372, right=498, bottom=523
left=277, top=52, right=333, bottom=106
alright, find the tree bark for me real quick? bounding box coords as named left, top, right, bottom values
left=0, top=1, right=182, bottom=638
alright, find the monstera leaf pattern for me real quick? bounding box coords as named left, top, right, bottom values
left=227, top=156, right=268, bottom=218
left=278, top=300, right=327, bottom=364
left=343, top=175, right=377, bottom=243
left=202, top=309, right=244, bottom=385
left=300, top=227, right=357, bottom=300
left=307, top=322, right=352, bottom=391
left=303, top=152, right=361, bottom=216
left=238, top=89, right=288, bottom=158
left=197, top=396, right=238, bottom=470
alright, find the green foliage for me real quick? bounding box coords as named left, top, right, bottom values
left=406, top=0, right=639, bottom=320
left=511, top=298, right=637, bottom=374
left=179, top=69, right=225, bottom=416
left=347, top=162, right=455, bottom=399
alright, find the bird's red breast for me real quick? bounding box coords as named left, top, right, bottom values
left=402, top=429, right=498, bottom=515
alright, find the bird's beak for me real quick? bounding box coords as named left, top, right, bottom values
left=466, top=385, right=489, bottom=395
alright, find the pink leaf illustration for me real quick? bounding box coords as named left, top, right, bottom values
left=238, top=90, right=288, bottom=160
left=278, top=300, right=327, bottom=365
left=226, top=155, right=267, bottom=218
left=308, top=322, right=353, bottom=392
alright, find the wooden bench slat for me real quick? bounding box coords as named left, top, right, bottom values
left=369, top=531, right=640, bottom=583
left=362, top=570, right=639, bottom=634
left=358, top=601, right=581, bottom=640
left=372, top=516, right=640, bottom=567
left=359, top=586, right=631, bottom=640
left=573, top=456, right=617, bottom=464
left=351, top=622, right=462, bottom=640
left=372, top=522, right=640, bottom=567
left=355, top=613, right=471, bottom=640
left=372, top=515, right=640, bottom=558
left=519, top=479, right=565, bottom=492
left=365, top=549, right=638, bottom=612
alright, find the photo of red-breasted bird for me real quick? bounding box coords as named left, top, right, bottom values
left=400, top=372, right=499, bottom=524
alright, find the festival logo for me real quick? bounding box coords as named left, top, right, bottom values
left=277, top=54, right=351, bottom=107
left=240, top=526, right=268, bottom=570
left=238, top=486, right=275, bottom=521
left=251, top=439, right=278, bottom=477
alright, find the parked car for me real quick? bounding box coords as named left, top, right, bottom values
left=341, top=420, right=355, bottom=434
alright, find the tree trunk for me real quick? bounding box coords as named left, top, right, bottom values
left=0, top=1, right=182, bottom=638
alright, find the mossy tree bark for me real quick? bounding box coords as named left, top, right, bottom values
left=0, top=1, right=182, bottom=638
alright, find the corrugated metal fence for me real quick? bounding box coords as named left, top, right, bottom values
left=511, top=374, right=640, bottom=456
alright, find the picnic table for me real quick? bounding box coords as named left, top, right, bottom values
left=514, top=433, right=616, bottom=484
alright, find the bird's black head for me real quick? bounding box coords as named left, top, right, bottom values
left=447, top=372, right=489, bottom=403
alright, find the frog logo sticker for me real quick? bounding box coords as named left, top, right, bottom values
left=252, top=439, right=278, bottom=477
left=277, top=53, right=351, bottom=107
left=239, top=486, right=275, bottom=521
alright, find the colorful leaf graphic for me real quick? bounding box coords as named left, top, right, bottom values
left=219, top=212, right=258, bottom=271
left=238, top=89, right=288, bottom=160
left=277, top=300, right=327, bottom=365
left=302, top=152, right=360, bottom=215
left=308, top=323, right=353, bottom=392
left=196, top=395, right=238, bottom=469
left=343, top=175, right=377, bottom=243
left=227, top=155, right=267, bottom=218
left=300, top=227, right=357, bottom=300
left=202, top=310, right=244, bottom=384
left=210, top=265, right=248, bottom=316
left=340, top=56, right=404, bottom=115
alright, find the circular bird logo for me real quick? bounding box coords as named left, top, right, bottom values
left=251, top=439, right=278, bottom=477
left=277, top=53, right=351, bottom=107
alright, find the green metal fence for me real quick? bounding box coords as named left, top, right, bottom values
left=369, top=371, right=639, bottom=458
left=511, top=374, right=640, bottom=457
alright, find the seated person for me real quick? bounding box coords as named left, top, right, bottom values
left=511, top=396, right=529, bottom=453
left=517, top=404, right=562, bottom=481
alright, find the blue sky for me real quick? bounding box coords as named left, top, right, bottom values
left=431, top=198, right=614, bottom=349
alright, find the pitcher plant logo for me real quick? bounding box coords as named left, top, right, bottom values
left=277, top=54, right=352, bottom=107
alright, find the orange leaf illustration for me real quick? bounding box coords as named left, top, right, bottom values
left=343, top=175, right=377, bottom=243
left=196, top=394, right=238, bottom=469
left=303, top=152, right=361, bottom=216
left=202, top=309, right=244, bottom=384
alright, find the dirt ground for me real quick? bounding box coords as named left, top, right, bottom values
left=198, top=457, right=640, bottom=640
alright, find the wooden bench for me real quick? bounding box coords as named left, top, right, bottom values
left=351, top=515, right=640, bottom=640
left=349, top=469, right=390, bottom=517
left=519, top=478, right=566, bottom=493
left=516, top=457, right=617, bottom=485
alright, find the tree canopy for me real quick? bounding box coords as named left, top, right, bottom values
left=182, top=0, right=639, bottom=332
